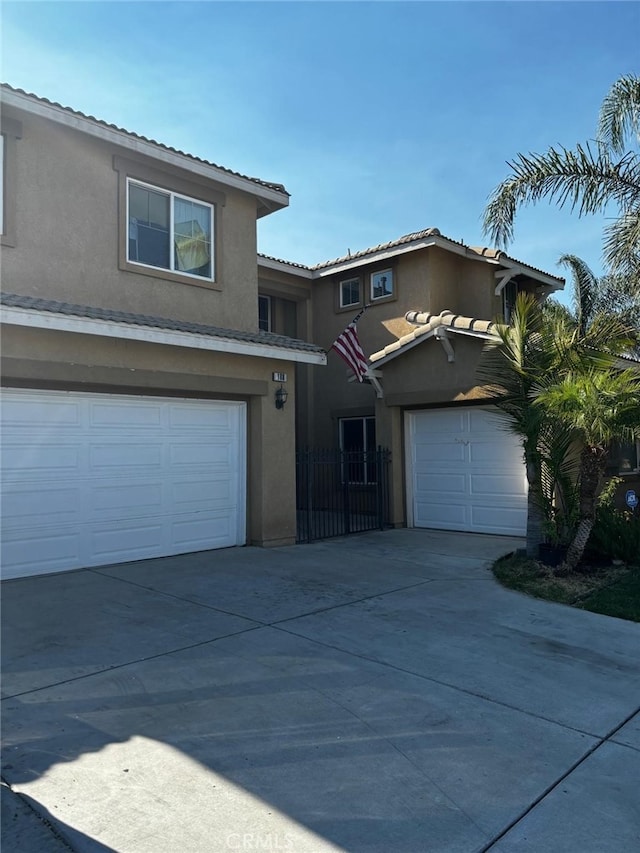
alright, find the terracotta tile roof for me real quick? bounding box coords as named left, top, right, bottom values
left=258, top=253, right=312, bottom=270
left=311, top=228, right=443, bottom=270
left=0, top=292, right=324, bottom=355
left=308, top=229, right=564, bottom=284
left=370, top=309, right=497, bottom=364
left=1, top=83, right=288, bottom=196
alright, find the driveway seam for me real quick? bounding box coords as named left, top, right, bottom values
left=91, top=566, right=438, bottom=628
left=479, top=703, right=640, bottom=851
left=271, top=623, right=625, bottom=740
left=0, top=624, right=264, bottom=701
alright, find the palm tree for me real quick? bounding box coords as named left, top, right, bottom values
left=478, top=294, right=577, bottom=557
left=537, top=368, right=640, bottom=572
left=483, top=73, right=640, bottom=281
left=478, top=287, right=638, bottom=562
left=556, top=253, right=640, bottom=336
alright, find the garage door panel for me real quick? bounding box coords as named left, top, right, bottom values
left=90, top=401, right=163, bottom=428
left=169, top=405, right=236, bottom=431
left=414, top=501, right=467, bottom=527
left=2, top=483, right=82, bottom=524
left=2, top=530, right=82, bottom=579
left=89, top=482, right=164, bottom=518
left=2, top=398, right=81, bottom=428
left=471, top=505, right=527, bottom=532
left=172, top=479, right=234, bottom=510
left=1, top=390, right=246, bottom=577
left=415, top=473, right=467, bottom=494
left=91, top=522, right=166, bottom=563
left=2, top=443, right=81, bottom=474
left=168, top=442, right=232, bottom=468
left=90, top=443, right=164, bottom=470
left=469, top=473, right=527, bottom=496
left=408, top=407, right=526, bottom=536
left=414, top=442, right=467, bottom=464
left=172, top=512, right=235, bottom=547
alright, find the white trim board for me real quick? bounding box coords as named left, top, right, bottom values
left=1, top=305, right=327, bottom=366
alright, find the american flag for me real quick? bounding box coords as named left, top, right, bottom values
left=331, top=311, right=369, bottom=382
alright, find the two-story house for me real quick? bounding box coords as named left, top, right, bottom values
left=259, top=231, right=566, bottom=538
left=0, top=84, right=325, bottom=579
left=14, top=85, right=631, bottom=580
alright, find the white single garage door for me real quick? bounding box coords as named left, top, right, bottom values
left=406, top=407, right=527, bottom=536
left=1, top=389, right=246, bottom=579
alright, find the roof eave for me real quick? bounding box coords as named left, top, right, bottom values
left=309, top=234, right=564, bottom=287
left=1, top=87, right=290, bottom=214
left=1, top=304, right=326, bottom=365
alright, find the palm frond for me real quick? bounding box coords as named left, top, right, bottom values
left=598, top=73, right=640, bottom=155
left=557, top=254, right=598, bottom=335
left=602, top=208, right=640, bottom=280
left=483, top=144, right=640, bottom=248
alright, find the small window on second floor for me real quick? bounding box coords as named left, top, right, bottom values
left=340, top=277, right=361, bottom=308
left=127, top=178, right=214, bottom=280
left=258, top=295, right=271, bottom=331
left=502, top=279, right=522, bottom=323
left=371, top=269, right=393, bottom=301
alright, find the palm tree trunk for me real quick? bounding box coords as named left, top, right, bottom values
left=525, top=455, right=545, bottom=558
left=557, top=446, right=607, bottom=574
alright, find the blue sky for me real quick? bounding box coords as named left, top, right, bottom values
left=3, top=1, right=639, bottom=301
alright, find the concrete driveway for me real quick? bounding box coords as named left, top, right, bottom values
left=2, top=529, right=639, bottom=852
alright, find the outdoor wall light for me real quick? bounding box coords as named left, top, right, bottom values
left=275, top=385, right=288, bottom=410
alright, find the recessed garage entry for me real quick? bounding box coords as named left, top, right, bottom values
left=406, top=407, right=527, bottom=537
left=1, top=389, right=246, bottom=579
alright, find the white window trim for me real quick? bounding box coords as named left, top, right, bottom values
left=126, top=177, right=215, bottom=282
left=370, top=268, right=394, bottom=301
left=258, top=294, right=272, bottom=332
left=339, top=276, right=361, bottom=309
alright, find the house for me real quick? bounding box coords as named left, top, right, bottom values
left=259, top=231, right=567, bottom=538
left=8, top=85, right=632, bottom=580
left=0, top=84, right=326, bottom=579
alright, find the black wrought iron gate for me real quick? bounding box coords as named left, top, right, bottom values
left=296, top=447, right=391, bottom=543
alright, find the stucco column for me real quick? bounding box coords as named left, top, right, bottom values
left=248, top=378, right=297, bottom=547
left=374, top=398, right=405, bottom=528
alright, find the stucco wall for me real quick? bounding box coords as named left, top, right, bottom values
left=2, top=107, right=261, bottom=332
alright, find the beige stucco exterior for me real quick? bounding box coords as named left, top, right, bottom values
left=1, top=105, right=264, bottom=332
left=0, top=94, right=310, bottom=550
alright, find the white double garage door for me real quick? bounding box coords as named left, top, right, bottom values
left=406, top=407, right=527, bottom=537
left=2, top=389, right=246, bottom=579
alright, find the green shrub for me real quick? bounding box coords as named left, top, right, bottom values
left=587, top=478, right=640, bottom=565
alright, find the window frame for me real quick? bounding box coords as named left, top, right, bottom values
left=126, top=177, right=215, bottom=282
left=502, top=279, right=520, bottom=323
left=0, top=115, right=22, bottom=248
left=339, top=276, right=361, bottom=309
left=339, top=416, right=377, bottom=485
left=370, top=268, right=394, bottom=302
left=115, top=155, right=225, bottom=290
left=258, top=294, right=272, bottom=332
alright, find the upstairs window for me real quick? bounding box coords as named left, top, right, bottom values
left=371, top=269, right=393, bottom=301
left=258, top=295, right=272, bottom=331
left=127, top=179, right=213, bottom=280
left=340, top=277, right=361, bottom=308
